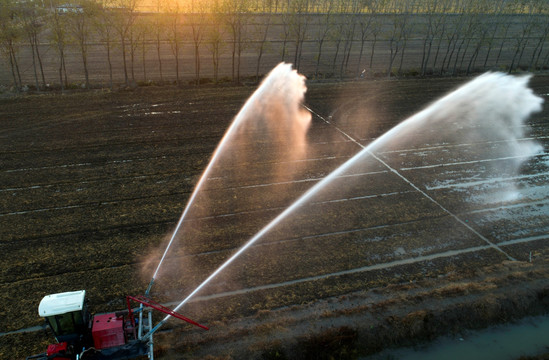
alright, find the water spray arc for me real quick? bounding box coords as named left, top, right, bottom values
left=146, top=107, right=237, bottom=294
left=144, top=71, right=542, bottom=339
left=145, top=130, right=230, bottom=293
left=302, top=104, right=517, bottom=261
left=146, top=63, right=308, bottom=296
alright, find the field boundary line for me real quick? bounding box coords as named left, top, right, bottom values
left=185, top=234, right=549, bottom=304
left=401, top=153, right=548, bottom=172
left=425, top=171, right=549, bottom=190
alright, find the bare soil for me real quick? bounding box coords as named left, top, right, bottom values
left=156, top=260, right=549, bottom=360
left=1, top=75, right=548, bottom=360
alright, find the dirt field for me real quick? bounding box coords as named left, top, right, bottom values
left=0, top=74, right=548, bottom=359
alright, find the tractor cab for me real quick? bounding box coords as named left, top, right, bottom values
left=38, top=290, right=90, bottom=345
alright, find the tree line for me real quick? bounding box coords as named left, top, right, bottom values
left=1, top=0, right=548, bottom=91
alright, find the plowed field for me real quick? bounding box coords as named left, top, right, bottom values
left=1, top=76, right=548, bottom=359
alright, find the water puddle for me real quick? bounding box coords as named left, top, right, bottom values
left=143, top=111, right=182, bottom=116
left=364, top=314, right=549, bottom=360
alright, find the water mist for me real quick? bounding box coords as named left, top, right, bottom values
left=146, top=63, right=311, bottom=293
left=151, top=71, right=543, bottom=332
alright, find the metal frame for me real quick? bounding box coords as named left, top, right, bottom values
left=126, top=294, right=209, bottom=359
left=126, top=295, right=209, bottom=332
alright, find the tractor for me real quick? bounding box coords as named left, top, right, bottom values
left=27, top=290, right=207, bottom=360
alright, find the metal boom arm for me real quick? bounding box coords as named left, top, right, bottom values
left=126, top=295, right=209, bottom=332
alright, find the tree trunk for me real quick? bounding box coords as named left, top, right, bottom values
left=175, top=42, right=180, bottom=86
left=543, top=51, right=549, bottom=69
left=256, top=17, right=270, bottom=82
left=342, top=22, right=356, bottom=75
left=121, top=36, right=129, bottom=86
left=369, top=35, right=377, bottom=74
left=107, top=37, right=113, bottom=90
left=29, top=34, right=40, bottom=91
left=130, top=31, right=136, bottom=85
left=431, top=26, right=446, bottom=73
left=236, top=28, right=241, bottom=84
left=156, top=34, right=163, bottom=83
left=483, top=21, right=499, bottom=69
left=387, top=40, right=399, bottom=78
left=58, top=49, right=64, bottom=91
left=195, top=44, right=200, bottom=85
left=315, top=39, right=325, bottom=78
left=355, top=36, right=365, bottom=77
left=332, top=39, right=341, bottom=75
left=142, top=38, right=147, bottom=82
left=339, top=36, right=349, bottom=78
left=453, top=38, right=467, bottom=75
left=34, top=33, right=46, bottom=88
left=397, top=38, right=408, bottom=76
left=495, top=24, right=510, bottom=67
left=466, top=41, right=481, bottom=75
left=212, top=42, right=219, bottom=83
left=420, top=20, right=433, bottom=76
left=231, top=25, right=236, bottom=82
left=281, top=31, right=288, bottom=62
left=534, top=45, right=545, bottom=70
left=8, top=46, right=20, bottom=89
left=441, top=34, right=458, bottom=75
left=62, top=50, right=68, bottom=88
left=81, top=41, right=90, bottom=89
left=509, top=32, right=528, bottom=73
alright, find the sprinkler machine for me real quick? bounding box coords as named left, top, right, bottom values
left=26, top=289, right=208, bottom=360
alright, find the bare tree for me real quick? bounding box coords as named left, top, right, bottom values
left=134, top=14, right=153, bottom=83
left=312, top=0, right=334, bottom=78
left=493, top=11, right=513, bottom=67
left=66, top=0, right=98, bottom=89
left=190, top=0, right=207, bottom=85
left=152, top=0, right=166, bottom=83
left=481, top=0, right=508, bottom=70
left=288, top=0, right=310, bottom=71
left=528, top=10, right=549, bottom=71
left=328, top=0, right=361, bottom=77
left=19, top=0, right=46, bottom=90
left=127, top=15, right=147, bottom=85
left=439, top=2, right=468, bottom=75
left=450, top=0, right=482, bottom=75
left=429, top=0, right=452, bottom=74
left=367, top=11, right=383, bottom=75
left=339, top=0, right=360, bottom=77
left=355, top=0, right=379, bottom=77
left=385, top=0, right=416, bottom=77
left=0, top=0, right=22, bottom=89
left=223, top=0, right=249, bottom=83
left=420, top=0, right=449, bottom=76
left=509, top=0, right=545, bottom=72
left=397, top=0, right=418, bottom=76
left=328, top=12, right=346, bottom=75
left=205, top=1, right=225, bottom=83
left=165, top=2, right=182, bottom=86
left=93, top=1, right=115, bottom=89
left=48, top=0, right=70, bottom=90
left=111, top=0, right=141, bottom=87
left=543, top=48, right=549, bottom=69
left=463, top=0, right=494, bottom=75
left=253, top=3, right=273, bottom=81
left=280, top=10, right=291, bottom=62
